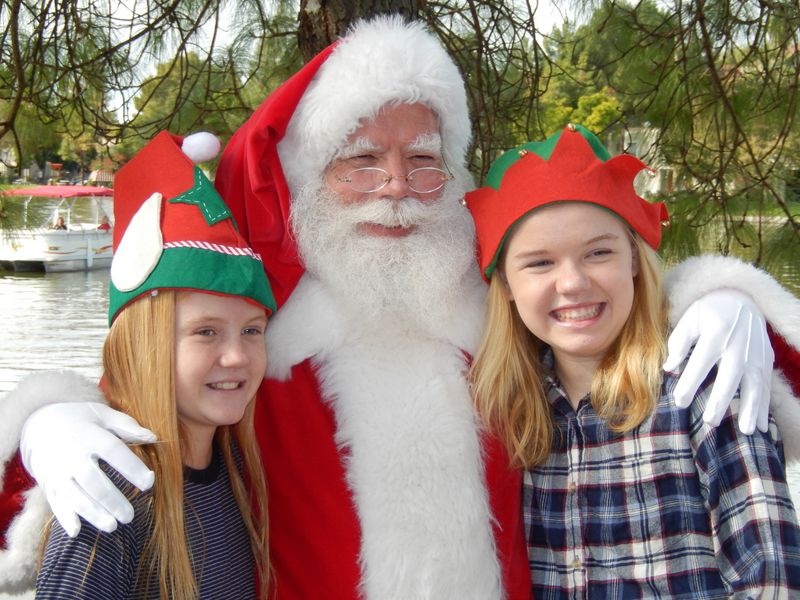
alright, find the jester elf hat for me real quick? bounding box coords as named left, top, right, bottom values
left=465, top=124, right=670, bottom=279
left=108, top=131, right=276, bottom=324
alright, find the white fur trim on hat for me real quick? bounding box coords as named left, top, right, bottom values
left=278, top=15, right=471, bottom=196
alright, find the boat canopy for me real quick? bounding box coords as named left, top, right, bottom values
left=2, top=185, right=113, bottom=198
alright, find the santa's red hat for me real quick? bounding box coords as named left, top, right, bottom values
left=215, top=15, right=471, bottom=307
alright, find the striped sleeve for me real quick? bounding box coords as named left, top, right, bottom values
left=690, top=395, right=800, bottom=596
left=36, top=516, right=143, bottom=598
left=35, top=473, right=150, bottom=599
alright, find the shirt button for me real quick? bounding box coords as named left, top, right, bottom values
left=572, top=557, right=581, bottom=569
left=568, top=482, right=577, bottom=493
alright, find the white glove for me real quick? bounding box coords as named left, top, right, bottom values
left=21, top=402, right=157, bottom=537
left=664, top=289, right=773, bottom=435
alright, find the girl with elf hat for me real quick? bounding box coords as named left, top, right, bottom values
left=36, top=131, right=273, bottom=599
left=467, top=124, right=800, bottom=597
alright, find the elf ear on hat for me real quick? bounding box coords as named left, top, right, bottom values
left=214, top=15, right=471, bottom=308
left=109, top=131, right=276, bottom=324
left=465, top=124, right=670, bottom=280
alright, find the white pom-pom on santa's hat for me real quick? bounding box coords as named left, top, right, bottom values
left=278, top=15, right=472, bottom=197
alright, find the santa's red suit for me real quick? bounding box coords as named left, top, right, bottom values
left=1, top=16, right=799, bottom=599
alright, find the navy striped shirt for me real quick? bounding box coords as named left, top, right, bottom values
left=524, top=356, right=800, bottom=599
left=37, top=443, right=256, bottom=598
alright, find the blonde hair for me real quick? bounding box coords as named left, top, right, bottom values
left=100, top=290, right=269, bottom=598
left=472, top=234, right=669, bottom=468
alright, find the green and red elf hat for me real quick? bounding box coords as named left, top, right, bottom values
left=108, top=131, right=276, bottom=324
left=465, top=124, right=670, bottom=280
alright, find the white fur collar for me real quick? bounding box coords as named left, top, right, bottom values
left=266, top=272, right=487, bottom=381
left=266, top=273, right=502, bottom=599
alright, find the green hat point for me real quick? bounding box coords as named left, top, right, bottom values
left=485, top=124, right=612, bottom=190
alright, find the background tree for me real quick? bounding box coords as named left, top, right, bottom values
left=4, top=103, right=61, bottom=172
left=58, top=130, right=96, bottom=183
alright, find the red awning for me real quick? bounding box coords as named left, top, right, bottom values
left=2, top=185, right=114, bottom=198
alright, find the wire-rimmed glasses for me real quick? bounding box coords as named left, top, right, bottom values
left=335, top=167, right=453, bottom=194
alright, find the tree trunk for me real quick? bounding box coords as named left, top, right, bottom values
left=297, top=0, right=424, bottom=61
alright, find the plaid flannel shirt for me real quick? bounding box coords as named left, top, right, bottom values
left=523, top=358, right=800, bottom=599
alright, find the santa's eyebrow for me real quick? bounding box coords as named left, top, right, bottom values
left=332, top=137, right=380, bottom=161
left=331, top=133, right=443, bottom=163
left=407, top=133, right=442, bottom=155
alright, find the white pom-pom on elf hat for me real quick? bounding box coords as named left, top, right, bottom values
left=181, top=132, right=221, bottom=164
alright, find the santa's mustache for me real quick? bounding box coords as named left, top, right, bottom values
left=339, top=197, right=436, bottom=229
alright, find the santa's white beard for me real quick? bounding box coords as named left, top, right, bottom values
left=290, top=175, right=477, bottom=330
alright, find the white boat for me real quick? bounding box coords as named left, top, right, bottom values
left=0, top=185, right=114, bottom=273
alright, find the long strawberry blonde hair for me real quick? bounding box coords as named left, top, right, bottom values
left=472, top=231, right=669, bottom=468
left=100, top=290, right=270, bottom=599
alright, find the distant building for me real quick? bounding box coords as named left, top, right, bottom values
left=88, top=169, right=114, bottom=186
left=0, top=146, right=14, bottom=179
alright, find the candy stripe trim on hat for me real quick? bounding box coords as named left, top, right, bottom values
left=163, top=241, right=263, bottom=261
left=109, top=247, right=276, bottom=322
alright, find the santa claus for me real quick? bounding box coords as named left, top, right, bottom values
left=1, top=15, right=799, bottom=600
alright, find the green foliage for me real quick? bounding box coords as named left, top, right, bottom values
left=58, top=132, right=97, bottom=178
left=129, top=52, right=245, bottom=139
left=515, top=0, right=800, bottom=275
left=2, top=0, right=797, bottom=280
left=1, top=0, right=300, bottom=160
left=0, top=192, right=30, bottom=233
left=110, top=2, right=300, bottom=164
left=4, top=104, right=62, bottom=170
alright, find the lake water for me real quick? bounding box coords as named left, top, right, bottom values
left=0, top=265, right=798, bottom=600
